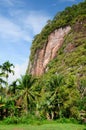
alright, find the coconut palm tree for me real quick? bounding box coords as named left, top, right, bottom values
left=49, top=74, right=65, bottom=118
left=17, top=74, right=37, bottom=115
left=40, top=74, right=64, bottom=119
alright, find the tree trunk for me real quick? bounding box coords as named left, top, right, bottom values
left=0, top=108, right=4, bottom=119
left=46, top=112, right=51, bottom=120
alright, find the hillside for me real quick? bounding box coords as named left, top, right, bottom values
left=27, top=1, right=86, bottom=77
left=26, top=1, right=86, bottom=121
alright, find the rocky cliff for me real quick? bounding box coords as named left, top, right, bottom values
left=27, top=1, right=86, bottom=77
left=29, top=26, right=71, bottom=76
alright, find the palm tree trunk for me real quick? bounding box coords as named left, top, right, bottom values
left=46, top=112, right=51, bottom=120
left=51, top=111, right=54, bottom=119
left=25, top=96, right=28, bottom=115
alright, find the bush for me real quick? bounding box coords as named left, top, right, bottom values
left=3, top=116, right=19, bottom=124
left=56, top=118, right=78, bottom=124
left=3, top=114, right=43, bottom=125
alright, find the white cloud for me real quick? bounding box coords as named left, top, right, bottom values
left=24, top=11, right=50, bottom=34
left=9, top=10, right=51, bottom=34
left=0, top=16, right=32, bottom=42
left=0, top=11, right=50, bottom=43
left=9, top=59, right=28, bottom=83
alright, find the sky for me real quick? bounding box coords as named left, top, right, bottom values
left=0, top=0, right=83, bottom=83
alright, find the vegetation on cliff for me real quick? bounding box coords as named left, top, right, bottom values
left=30, top=0, right=86, bottom=63
left=28, top=0, right=86, bottom=122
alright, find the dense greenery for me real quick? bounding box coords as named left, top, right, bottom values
left=0, top=62, right=86, bottom=123
left=0, top=0, right=86, bottom=125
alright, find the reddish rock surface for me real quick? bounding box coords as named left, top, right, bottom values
left=29, top=26, right=71, bottom=76
left=64, top=43, right=75, bottom=53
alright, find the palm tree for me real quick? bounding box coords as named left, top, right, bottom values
left=1, top=61, right=14, bottom=81
left=17, top=74, right=36, bottom=115
left=9, top=80, right=18, bottom=95
left=3, top=80, right=20, bottom=117
left=0, top=61, right=15, bottom=117
left=49, top=74, right=65, bottom=118
left=40, top=74, right=64, bottom=119
left=0, top=64, right=7, bottom=88
left=0, top=72, right=7, bottom=88
left=1, top=61, right=15, bottom=97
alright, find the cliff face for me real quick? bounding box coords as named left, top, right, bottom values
left=27, top=1, right=86, bottom=77
left=26, top=1, right=86, bottom=121
left=29, top=26, right=71, bottom=76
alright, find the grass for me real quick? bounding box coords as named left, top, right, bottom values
left=0, top=123, right=85, bottom=130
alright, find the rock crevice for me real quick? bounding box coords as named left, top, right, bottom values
left=29, top=26, right=71, bottom=76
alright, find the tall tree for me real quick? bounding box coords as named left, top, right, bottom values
left=1, top=61, right=15, bottom=96
left=39, top=74, right=64, bottom=120
left=1, top=61, right=14, bottom=82
left=0, top=61, right=15, bottom=117
left=17, top=74, right=36, bottom=115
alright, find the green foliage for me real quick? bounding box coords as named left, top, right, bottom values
left=3, top=116, right=19, bottom=124
left=56, top=118, right=78, bottom=124
left=3, top=114, right=42, bottom=124
left=15, top=74, right=38, bottom=115
left=35, top=74, right=81, bottom=120
left=1, top=61, right=14, bottom=79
